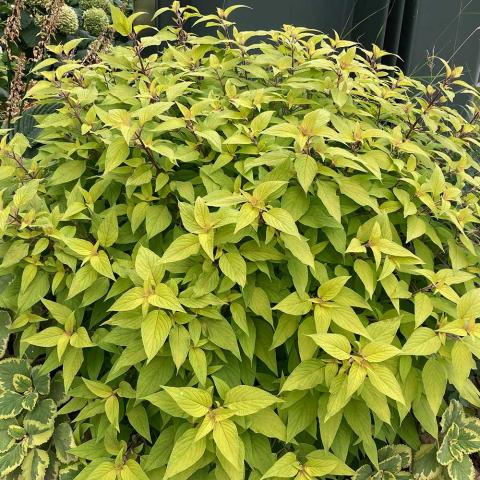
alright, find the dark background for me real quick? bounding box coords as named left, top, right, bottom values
left=135, top=0, right=480, bottom=97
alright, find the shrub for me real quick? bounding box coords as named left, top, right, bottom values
left=354, top=445, right=412, bottom=479
left=0, top=2, right=479, bottom=479
left=0, top=358, right=79, bottom=479
left=412, top=400, right=480, bottom=480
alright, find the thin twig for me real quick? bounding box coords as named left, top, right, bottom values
left=134, top=131, right=161, bottom=174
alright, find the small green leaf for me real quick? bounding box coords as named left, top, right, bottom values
left=163, top=386, right=212, bottom=417
left=224, top=385, right=278, bottom=416
left=263, top=208, right=300, bottom=237
left=165, top=428, right=206, bottom=479
left=105, top=137, right=129, bottom=172
left=219, top=252, right=247, bottom=287
left=213, top=419, right=242, bottom=469
left=105, top=395, right=119, bottom=431
left=295, top=154, right=317, bottom=192
left=274, top=292, right=312, bottom=315
left=310, top=333, right=351, bottom=360
left=141, top=310, right=171, bottom=361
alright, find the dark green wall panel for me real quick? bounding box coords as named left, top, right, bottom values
left=399, top=0, right=479, bottom=85
left=189, top=0, right=354, bottom=34
left=134, top=0, right=480, bottom=97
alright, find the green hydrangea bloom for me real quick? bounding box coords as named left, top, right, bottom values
left=56, top=5, right=79, bottom=35
left=83, top=7, right=110, bottom=36
left=79, top=0, right=110, bottom=12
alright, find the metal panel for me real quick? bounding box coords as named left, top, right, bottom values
left=399, top=0, right=480, bottom=84
left=133, top=0, right=480, bottom=99
left=349, top=0, right=391, bottom=48
left=382, top=0, right=406, bottom=65
left=217, top=0, right=353, bottom=34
